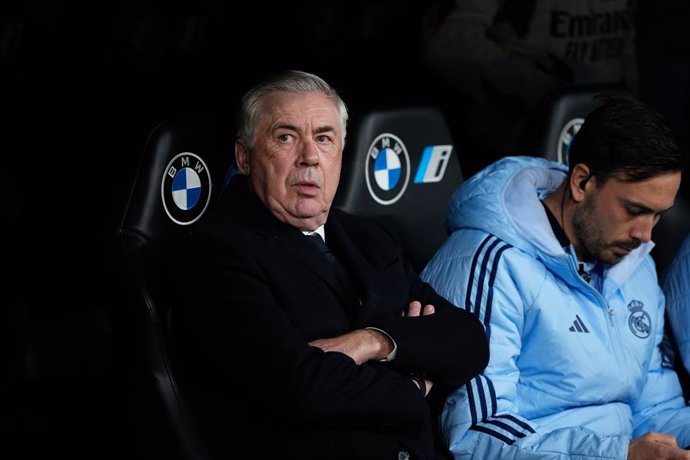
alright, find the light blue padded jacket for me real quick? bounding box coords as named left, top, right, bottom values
left=663, top=234, right=690, bottom=374
left=422, top=156, right=690, bottom=459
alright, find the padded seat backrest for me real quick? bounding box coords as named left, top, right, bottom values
left=113, top=117, right=234, bottom=460
left=334, top=106, right=463, bottom=273
left=518, top=83, right=625, bottom=163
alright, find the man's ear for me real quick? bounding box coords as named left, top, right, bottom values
left=569, top=163, right=591, bottom=202
left=235, top=142, right=250, bottom=175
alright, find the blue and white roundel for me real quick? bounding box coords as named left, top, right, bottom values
left=161, top=152, right=212, bottom=225
left=558, top=118, right=584, bottom=165
left=171, top=167, right=202, bottom=210
left=374, top=148, right=402, bottom=191
left=365, top=133, right=410, bottom=205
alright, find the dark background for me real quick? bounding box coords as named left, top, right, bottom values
left=2, top=0, right=689, bottom=458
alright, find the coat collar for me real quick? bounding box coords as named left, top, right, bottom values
left=218, top=175, right=381, bottom=321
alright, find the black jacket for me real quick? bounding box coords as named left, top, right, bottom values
left=170, top=175, right=488, bottom=460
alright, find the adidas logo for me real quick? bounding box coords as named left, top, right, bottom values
left=569, top=315, right=589, bottom=333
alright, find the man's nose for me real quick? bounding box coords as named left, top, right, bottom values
left=298, top=139, right=320, bottom=166
left=632, top=215, right=655, bottom=243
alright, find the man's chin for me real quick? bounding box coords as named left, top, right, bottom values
left=600, top=250, right=625, bottom=266
left=288, top=209, right=329, bottom=230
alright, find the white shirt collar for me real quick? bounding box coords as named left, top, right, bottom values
left=302, top=225, right=326, bottom=242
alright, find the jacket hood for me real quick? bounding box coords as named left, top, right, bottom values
left=448, top=156, right=567, bottom=257
left=447, top=156, right=654, bottom=286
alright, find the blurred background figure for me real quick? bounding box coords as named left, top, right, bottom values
left=635, top=0, right=690, bottom=149
left=423, top=0, right=638, bottom=177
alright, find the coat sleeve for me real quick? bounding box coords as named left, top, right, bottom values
left=355, top=216, right=489, bottom=389
left=171, top=227, right=436, bottom=431
left=421, top=231, right=631, bottom=459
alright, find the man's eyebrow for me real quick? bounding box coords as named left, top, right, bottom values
left=274, top=123, right=298, bottom=132
left=314, top=125, right=337, bottom=135
left=272, top=124, right=336, bottom=134
left=620, top=198, right=673, bottom=214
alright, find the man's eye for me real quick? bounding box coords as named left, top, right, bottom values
left=278, top=134, right=293, bottom=142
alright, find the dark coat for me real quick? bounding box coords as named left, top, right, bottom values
left=170, top=175, right=488, bottom=460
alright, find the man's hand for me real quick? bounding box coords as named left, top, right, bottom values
left=309, top=300, right=438, bottom=392
left=628, top=432, right=690, bottom=459
left=410, top=375, right=433, bottom=397
left=403, top=300, right=435, bottom=396
left=308, top=328, right=392, bottom=365
left=404, top=300, right=435, bottom=317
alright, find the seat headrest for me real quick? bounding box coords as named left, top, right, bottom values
left=334, top=106, right=463, bottom=272
left=521, top=84, right=627, bottom=164
left=119, top=117, right=235, bottom=246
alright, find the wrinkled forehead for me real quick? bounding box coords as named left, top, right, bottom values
left=259, top=91, right=343, bottom=132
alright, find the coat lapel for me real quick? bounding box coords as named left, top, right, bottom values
left=274, top=230, right=342, bottom=292
left=325, top=212, right=382, bottom=323
left=220, top=175, right=340, bottom=290
left=221, top=175, right=382, bottom=319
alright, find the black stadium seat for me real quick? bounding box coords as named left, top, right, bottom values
left=517, top=83, right=625, bottom=163
left=334, top=106, right=464, bottom=273
left=112, top=117, right=234, bottom=460
left=112, top=106, right=463, bottom=457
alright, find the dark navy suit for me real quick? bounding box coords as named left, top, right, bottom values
left=170, top=174, right=488, bottom=459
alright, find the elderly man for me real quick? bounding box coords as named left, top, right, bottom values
left=169, top=70, right=489, bottom=460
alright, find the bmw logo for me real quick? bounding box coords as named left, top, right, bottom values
left=558, top=118, right=584, bottom=165
left=364, top=133, right=410, bottom=205
left=161, top=152, right=212, bottom=225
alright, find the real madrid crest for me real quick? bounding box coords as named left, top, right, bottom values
left=161, top=152, right=212, bottom=225
left=558, top=118, right=584, bottom=165
left=364, top=133, right=410, bottom=205
left=627, top=299, right=651, bottom=339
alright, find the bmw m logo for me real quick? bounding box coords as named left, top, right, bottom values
left=161, top=152, right=212, bottom=225
left=558, top=118, right=584, bottom=165
left=365, top=133, right=410, bottom=205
